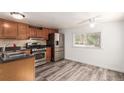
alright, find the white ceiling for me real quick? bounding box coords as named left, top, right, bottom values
left=0, top=12, right=124, bottom=29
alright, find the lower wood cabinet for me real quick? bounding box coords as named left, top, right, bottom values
left=0, top=57, right=35, bottom=81
left=46, top=47, right=51, bottom=62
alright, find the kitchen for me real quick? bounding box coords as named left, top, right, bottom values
left=0, top=0, right=124, bottom=93
left=0, top=12, right=124, bottom=81
left=0, top=12, right=64, bottom=80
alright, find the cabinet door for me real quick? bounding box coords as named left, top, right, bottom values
left=3, top=20, right=17, bottom=38
left=36, top=29, right=42, bottom=38
left=48, top=29, right=58, bottom=34
left=29, top=28, right=37, bottom=38
left=36, top=28, right=48, bottom=40
left=17, top=23, right=28, bottom=39
left=0, top=19, right=3, bottom=38
left=48, top=29, right=53, bottom=34
left=26, top=26, right=30, bottom=39
left=46, top=47, right=51, bottom=62
left=43, top=28, right=49, bottom=40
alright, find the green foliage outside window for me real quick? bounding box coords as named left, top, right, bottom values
left=74, top=32, right=101, bottom=47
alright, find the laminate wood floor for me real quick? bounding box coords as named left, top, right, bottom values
left=35, top=60, right=124, bottom=81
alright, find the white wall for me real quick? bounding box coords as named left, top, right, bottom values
left=60, top=22, right=124, bottom=72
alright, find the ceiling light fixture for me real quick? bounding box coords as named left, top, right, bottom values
left=89, top=18, right=95, bottom=28
left=10, top=12, right=25, bottom=19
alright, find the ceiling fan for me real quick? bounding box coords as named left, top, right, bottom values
left=77, top=15, right=101, bottom=25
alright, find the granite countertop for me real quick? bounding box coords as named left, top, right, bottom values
left=0, top=55, right=34, bottom=64
left=0, top=45, right=51, bottom=64
left=0, top=47, right=31, bottom=52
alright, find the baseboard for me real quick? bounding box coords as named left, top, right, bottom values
left=65, top=58, right=124, bottom=73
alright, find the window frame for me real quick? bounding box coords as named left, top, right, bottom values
left=73, top=32, right=101, bottom=48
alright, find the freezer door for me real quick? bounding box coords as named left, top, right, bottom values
left=55, top=47, right=64, bottom=52
left=54, top=51, right=64, bottom=61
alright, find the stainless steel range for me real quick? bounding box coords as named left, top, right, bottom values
left=26, top=42, right=47, bottom=67
left=32, top=48, right=46, bottom=67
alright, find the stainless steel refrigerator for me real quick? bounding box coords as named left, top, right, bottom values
left=47, top=33, right=64, bottom=62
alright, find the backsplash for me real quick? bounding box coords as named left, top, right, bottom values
left=0, top=39, right=46, bottom=47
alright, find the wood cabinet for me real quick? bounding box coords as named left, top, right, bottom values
left=29, top=27, right=37, bottom=38
left=3, top=20, right=18, bottom=38
left=36, top=28, right=48, bottom=40
left=48, top=29, right=58, bottom=34
left=37, top=28, right=57, bottom=40
left=36, top=29, right=43, bottom=38
left=26, top=26, right=30, bottom=39
left=43, top=28, right=49, bottom=40
left=0, top=18, right=58, bottom=40
left=0, top=19, right=3, bottom=38
left=35, top=28, right=49, bottom=40
left=17, top=23, right=28, bottom=39
left=46, top=47, right=51, bottom=62
left=0, top=57, right=35, bottom=81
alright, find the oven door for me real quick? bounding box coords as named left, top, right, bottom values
left=33, top=52, right=46, bottom=62
left=34, top=52, right=46, bottom=67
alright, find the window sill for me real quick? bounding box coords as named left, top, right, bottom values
left=73, top=45, right=102, bottom=49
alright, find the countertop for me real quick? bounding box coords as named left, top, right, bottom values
left=0, top=45, right=51, bottom=64
left=0, top=55, right=34, bottom=64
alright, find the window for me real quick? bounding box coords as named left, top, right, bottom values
left=73, top=32, right=101, bottom=48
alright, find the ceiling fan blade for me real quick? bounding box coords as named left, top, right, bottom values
left=78, top=19, right=88, bottom=24
left=77, top=15, right=101, bottom=24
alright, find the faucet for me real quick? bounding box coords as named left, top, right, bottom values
left=1, top=41, right=10, bottom=59
left=2, top=41, right=10, bottom=52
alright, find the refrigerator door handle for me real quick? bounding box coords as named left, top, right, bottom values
left=56, top=41, right=59, bottom=46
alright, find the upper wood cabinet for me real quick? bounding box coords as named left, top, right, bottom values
left=44, top=28, right=49, bottom=40
left=0, top=18, right=58, bottom=40
left=36, top=29, right=43, bottom=38
left=36, top=28, right=58, bottom=40
left=42, top=28, right=49, bottom=40
left=29, top=27, right=37, bottom=38
left=32, top=28, right=49, bottom=40
left=17, top=23, right=28, bottom=39
left=0, top=19, right=3, bottom=38
left=3, top=20, right=18, bottom=38
left=48, top=29, right=58, bottom=34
